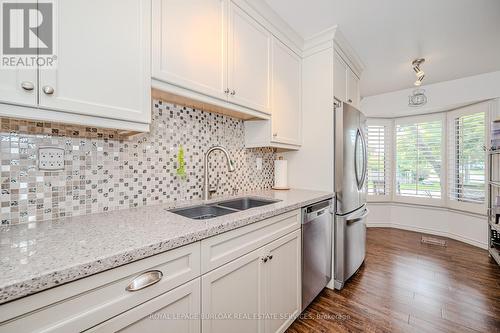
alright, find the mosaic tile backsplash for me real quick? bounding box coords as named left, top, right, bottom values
left=0, top=100, right=275, bottom=225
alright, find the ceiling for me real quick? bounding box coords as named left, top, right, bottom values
left=265, top=0, right=500, bottom=97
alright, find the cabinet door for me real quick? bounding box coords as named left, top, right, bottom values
left=152, top=0, right=227, bottom=101
left=334, top=52, right=347, bottom=103
left=347, top=69, right=360, bottom=108
left=264, top=230, right=301, bottom=333
left=88, top=279, right=201, bottom=333
left=228, top=3, right=271, bottom=114
left=271, top=38, right=301, bottom=146
left=0, top=0, right=37, bottom=108
left=202, top=247, right=265, bottom=333
left=0, top=69, right=37, bottom=107
left=38, top=0, right=151, bottom=124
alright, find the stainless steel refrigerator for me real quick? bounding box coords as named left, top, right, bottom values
left=333, top=99, right=369, bottom=290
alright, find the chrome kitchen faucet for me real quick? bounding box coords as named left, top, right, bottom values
left=203, top=146, right=236, bottom=200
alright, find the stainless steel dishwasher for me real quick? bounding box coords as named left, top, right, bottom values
left=301, top=199, right=333, bottom=311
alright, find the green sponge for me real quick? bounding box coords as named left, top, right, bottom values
left=176, top=145, right=187, bottom=180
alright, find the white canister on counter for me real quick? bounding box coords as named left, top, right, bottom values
left=273, top=157, right=289, bottom=190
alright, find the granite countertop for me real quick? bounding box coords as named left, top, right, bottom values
left=0, top=189, right=332, bottom=304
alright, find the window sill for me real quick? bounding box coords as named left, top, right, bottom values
left=367, top=200, right=487, bottom=218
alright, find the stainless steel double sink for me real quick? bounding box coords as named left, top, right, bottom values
left=168, top=197, right=280, bottom=220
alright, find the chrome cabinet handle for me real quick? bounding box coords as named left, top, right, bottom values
left=348, top=98, right=353, bottom=103
left=230, top=90, right=236, bottom=95
left=261, top=256, right=268, bottom=263
left=21, top=81, right=34, bottom=91
left=42, top=85, right=55, bottom=95
left=125, top=270, right=163, bottom=292
left=268, top=255, right=273, bottom=260
left=224, top=88, right=230, bottom=94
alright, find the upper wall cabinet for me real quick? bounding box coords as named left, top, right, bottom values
left=227, top=2, right=271, bottom=113
left=347, top=68, right=360, bottom=108
left=334, top=51, right=361, bottom=109
left=244, top=37, right=301, bottom=150
left=152, top=0, right=271, bottom=118
left=270, top=38, right=301, bottom=146
left=333, top=53, right=347, bottom=103
left=0, top=0, right=151, bottom=133
left=152, top=0, right=228, bottom=101
left=334, top=51, right=360, bottom=109
left=0, top=68, right=37, bottom=108
left=39, top=0, right=151, bottom=125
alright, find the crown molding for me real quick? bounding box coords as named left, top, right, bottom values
left=235, top=0, right=304, bottom=55
left=302, top=25, right=364, bottom=77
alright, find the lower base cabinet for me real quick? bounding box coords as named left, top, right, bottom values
left=88, top=279, right=201, bottom=333
left=202, top=229, right=301, bottom=333
left=0, top=210, right=304, bottom=333
left=265, top=230, right=302, bottom=333
left=201, top=245, right=265, bottom=333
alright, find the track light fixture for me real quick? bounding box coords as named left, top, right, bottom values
left=412, top=58, right=425, bottom=86
left=408, top=58, right=428, bottom=107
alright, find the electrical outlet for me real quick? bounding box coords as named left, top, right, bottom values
left=38, top=147, right=65, bottom=171
left=256, top=157, right=262, bottom=170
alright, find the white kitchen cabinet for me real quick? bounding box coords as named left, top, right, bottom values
left=333, top=53, right=347, bottom=103
left=202, top=247, right=265, bottom=333
left=152, top=0, right=275, bottom=119
left=0, top=209, right=303, bottom=333
left=38, top=0, right=151, bottom=124
left=227, top=2, right=271, bottom=113
left=264, top=230, right=301, bottom=333
left=0, top=69, right=37, bottom=107
left=347, top=68, right=360, bottom=108
left=200, top=209, right=300, bottom=273
left=270, top=38, right=301, bottom=146
left=0, top=0, right=151, bottom=132
left=152, top=0, right=227, bottom=101
left=0, top=0, right=37, bottom=108
left=334, top=51, right=360, bottom=108
left=88, top=279, right=201, bottom=333
left=244, top=37, right=301, bottom=150
left=202, top=229, right=301, bottom=333
left=0, top=242, right=200, bottom=333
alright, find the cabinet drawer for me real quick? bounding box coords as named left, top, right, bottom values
left=87, top=278, right=201, bottom=333
left=200, top=209, right=300, bottom=273
left=0, top=242, right=200, bottom=333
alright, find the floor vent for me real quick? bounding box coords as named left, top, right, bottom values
left=421, top=236, right=447, bottom=247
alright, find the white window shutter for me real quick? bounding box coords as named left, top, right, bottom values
left=367, top=123, right=391, bottom=197
left=448, top=111, right=486, bottom=204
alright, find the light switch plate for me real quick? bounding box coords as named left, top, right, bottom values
left=256, top=157, right=262, bottom=170
left=38, top=147, right=65, bottom=171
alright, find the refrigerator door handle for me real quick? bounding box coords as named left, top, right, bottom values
left=361, top=128, right=368, bottom=188
left=354, top=129, right=368, bottom=190
left=346, top=208, right=369, bottom=225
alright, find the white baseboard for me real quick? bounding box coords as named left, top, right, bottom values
left=367, top=222, right=488, bottom=249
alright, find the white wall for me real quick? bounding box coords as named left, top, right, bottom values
left=361, top=70, right=500, bottom=118
left=367, top=203, right=488, bottom=249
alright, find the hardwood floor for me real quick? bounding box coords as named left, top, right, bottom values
left=287, top=228, right=500, bottom=333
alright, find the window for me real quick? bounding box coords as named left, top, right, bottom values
left=366, top=101, right=490, bottom=212
left=396, top=117, right=443, bottom=200
left=367, top=122, right=391, bottom=197
left=366, top=102, right=491, bottom=214
left=448, top=110, right=486, bottom=205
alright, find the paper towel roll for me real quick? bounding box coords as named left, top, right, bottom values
left=274, top=159, right=288, bottom=189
